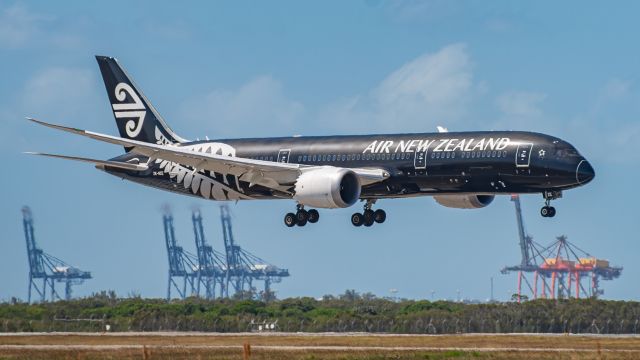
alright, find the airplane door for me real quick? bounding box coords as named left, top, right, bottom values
left=516, top=143, right=533, bottom=168
left=414, top=149, right=427, bottom=169
left=277, top=149, right=291, bottom=163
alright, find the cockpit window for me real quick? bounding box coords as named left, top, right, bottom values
left=555, top=146, right=580, bottom=158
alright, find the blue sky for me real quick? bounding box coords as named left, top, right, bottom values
left=1, top=1, right=639, bottom=302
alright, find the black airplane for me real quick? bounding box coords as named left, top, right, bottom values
left=27, top=56, right=595, bottom=227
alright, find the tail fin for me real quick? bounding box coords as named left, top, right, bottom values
left=95, top=56, right=185, bottom=148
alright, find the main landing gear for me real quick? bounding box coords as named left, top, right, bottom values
left=284, top=205, right=319, bottom=227
left=540, top=190, right=562, bottom=218
left=351, top=200, right=386, bottom=227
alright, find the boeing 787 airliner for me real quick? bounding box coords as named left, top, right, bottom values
left=27, top=56, right=595, bottom=227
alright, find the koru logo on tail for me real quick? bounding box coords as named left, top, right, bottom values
left=112, top=83, right=146, bottom=138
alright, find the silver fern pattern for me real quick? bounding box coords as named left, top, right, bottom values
left=155, top=127, right=251, bottom=201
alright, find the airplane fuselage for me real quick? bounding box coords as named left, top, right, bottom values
left=107, top=130, right=594, bottom=201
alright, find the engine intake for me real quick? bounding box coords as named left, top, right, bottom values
left=293, top=167, right=361, bottom=208
left=434, top=194, right=495, bottom=209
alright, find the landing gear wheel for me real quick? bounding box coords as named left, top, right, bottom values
left=351, top=213, right=364, bottom=227
left=373, top=209, right=386, bottom=223
left=296, top=209, right=309, bottom=226
left=284, top=213, right=297, bottom=227
left=362, top=209, right=374, bottom=227
left=540, top=206, right=550, bottom=217
left=363, top=209, right=374, bottom=221
left=307, top=209, right=320, bottom=223
left=548, top=206, right=556, bottom=218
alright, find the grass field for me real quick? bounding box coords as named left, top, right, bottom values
left=1, top=332, right=640, bottom=359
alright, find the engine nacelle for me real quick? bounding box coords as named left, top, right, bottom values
left=293, top=167, right=361, bottom=209
left=434, top=194, right=495, bottom=209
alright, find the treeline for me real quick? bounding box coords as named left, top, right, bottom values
left=1, top=290, right=639, bottom=334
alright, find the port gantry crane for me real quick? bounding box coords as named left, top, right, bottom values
left=22, top=206, right=91, bottom=302
left=163, top=206, right=199, bottom=300
left=162, top=206, right=290, bottom=300
left=219, top=205, right=289, bottom=298
left=501, top=196, right=622, bottom=301
left=192, top=209, right=227, bottom=299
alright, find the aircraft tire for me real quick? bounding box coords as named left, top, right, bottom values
left=373, top=209, right=386, bottom=223
left=548, top=206, right=556, bottom=217
left=284, top=213, right=297, bottom=227
left=308, top=209, right=320, bottom=223
left=540, top=206, right=550, bottom=217
left=351, top=213, right=364, bottom=226
left=295, top=209, right=309, bottom=226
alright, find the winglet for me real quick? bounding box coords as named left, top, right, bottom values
left=24, top=151, right=149, bottom=171
left=26, top=117, right=86, bottom=135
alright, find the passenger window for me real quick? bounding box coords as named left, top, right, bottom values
left=342, top=154, right=346, bottom=161
left=303, top=155, right=307, bottom=162
left=401, top=153, right=405, bottom=160
left=332, top=155, right=337, bottom=161
left=491, top=151, right=496, bottom=157
left=357, top=154, right=361, bottom=160
left=392, top=153, right=396, bottom=160
left=407, top=153, right=412, bottom=160
left=452, top=152, right=456, bottom=159
left=502, top=151, right=507, bottom=157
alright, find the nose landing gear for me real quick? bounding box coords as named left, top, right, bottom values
left=351, top=200, right=386, bottom=227
left=540, top=205, right=556, bottom=218
left=540, top=190, right=562, bottom=218
left=284, top=205, right=320, bottom=227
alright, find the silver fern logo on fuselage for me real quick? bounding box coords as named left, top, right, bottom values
left=112, top=83, right=145, bottom=138
left=154, top=127, right=252, bottom=201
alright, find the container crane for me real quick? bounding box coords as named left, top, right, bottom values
left=22, top=206, right=91, bottom=302
left=163, top=206, right=199, bottom=300
left=501, top=196, right=622, bottom=301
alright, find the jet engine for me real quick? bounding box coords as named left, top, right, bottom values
left=293, top=167, right=361, bottom=208
left=433, top=194, right=495, bottom=209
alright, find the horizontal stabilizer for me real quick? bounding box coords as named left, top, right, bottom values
left=24, top=152, right=149, bottom=171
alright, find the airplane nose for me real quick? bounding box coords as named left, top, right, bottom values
left=576, top=160, right=595, bottom=184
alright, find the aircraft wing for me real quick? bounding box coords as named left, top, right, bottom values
left=27, top=118, right=390, bottom=193
left=25, top=152, right=149, bottom=171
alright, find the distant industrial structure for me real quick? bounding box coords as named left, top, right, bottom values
left=192, top=208, right=227, bottom=298
left=22, top=206, right=92, bottom=303
left=501, top=195, right=622, bottom=301
left=163, top=208, right=199, bottom=300
left=163, top=205, right=289, bottom=300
